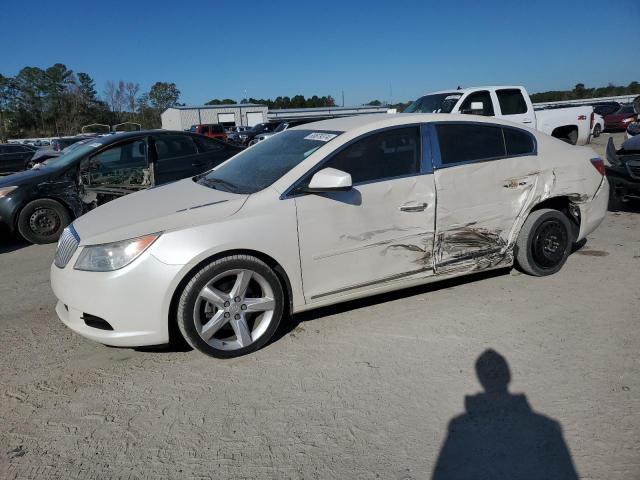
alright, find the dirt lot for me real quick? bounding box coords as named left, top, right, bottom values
left=1, top=132, right=639, bottom=479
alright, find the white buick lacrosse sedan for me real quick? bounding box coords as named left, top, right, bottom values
left=51, top=114, right=608, bottom=357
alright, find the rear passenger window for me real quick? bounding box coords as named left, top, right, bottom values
left=323, top=127, right=420, bottom=184
left=154, top=135, right=197, bottom=161
left=436, top=124, right=505, bottom=165
left=504, top=128, right=535, bottom=156
left=496, top=89, right=528, bottom=115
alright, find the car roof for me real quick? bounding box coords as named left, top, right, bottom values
left=289, top=113, right=527, bottom=134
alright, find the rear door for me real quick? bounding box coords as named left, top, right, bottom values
left=2, top=145, right=30, bottom=171
left=495, top=88, right=534, bottom=126
left=152, top=134, right=201, bottom=184
left=293, top=125, right=437, bottom=302
left=430, top=122, right=540, bottom=274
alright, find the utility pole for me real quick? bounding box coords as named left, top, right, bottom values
left=341, top=90, right=344, bottom=107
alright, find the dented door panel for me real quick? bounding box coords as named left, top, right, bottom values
left=433, top=155, right=543, bottom=274
left=296, top=175, right=436, bottom=302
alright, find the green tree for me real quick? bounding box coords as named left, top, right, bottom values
left=149, top=82, right=180, bottom=112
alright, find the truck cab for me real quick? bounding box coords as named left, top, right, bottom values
left=188, top=124, right=228, bottom=142
left=405, top=86, right=593, bottom=145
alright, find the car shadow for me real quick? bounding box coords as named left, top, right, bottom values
left=269, top=267, right=510, bottom=346
left=431, top=349, right=579, bottom=479
left=0, top=235, right=30, bottom=254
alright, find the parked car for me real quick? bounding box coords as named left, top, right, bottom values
left=627, top=122, right=640, bottom=139
left=0, top=144, right=37, bottom=174
left=0, top=131, right=242, bottom=244
left=592, top=102, right=620, bottom=117
left=51, top=136, right=85, bottom=152
left=606, top=134, right=640, bottom=203
left=405, top=85, right=594, bottom=145
left=250, top=119, right=318, bottom=145
left=603, top=104, right=637, bottom=132
left=50, top=114, right=608, bottom=357
left=28, top=137, right=97, bottom=168
left=189, top=124, right=227, bottom=142
left=236, top=122, right=280, bottom=145
left=225, top=126, right=251, bottom=144
left=592, top=113, right=604, bottom=137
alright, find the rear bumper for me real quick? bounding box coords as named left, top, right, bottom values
left=577, top=177, right=609, bottom=241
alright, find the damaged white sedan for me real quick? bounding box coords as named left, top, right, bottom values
left=51, top=114, right=608, bottom=357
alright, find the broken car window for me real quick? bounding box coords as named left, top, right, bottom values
left=82, top=139, right=149, bottom=188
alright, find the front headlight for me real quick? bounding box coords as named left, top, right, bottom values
left=74, top=233, right=160, bottom=272
left=0, top=186, right=18, bottom=198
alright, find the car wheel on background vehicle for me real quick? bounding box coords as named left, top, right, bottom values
left=248, top=139, right=258, bottom=147
left=593, top=124, right=602, bottom=137
left=177, top=255, right=284, bottom=358
left=17, top=198, right=71, bottom=244
left=515, top=209, right=573, bottom=276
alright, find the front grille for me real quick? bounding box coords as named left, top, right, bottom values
left=627, top=161, right=640, bottom=180
left=54, top=225, right=80, bottom=269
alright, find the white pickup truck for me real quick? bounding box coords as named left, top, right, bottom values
left=405, top=85, right=594, bottom=145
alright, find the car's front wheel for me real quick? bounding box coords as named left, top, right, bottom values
left=17, top=198, right=71, bottom=244
left=593, top=124, right=602, bottom=137
left=515, top=209, right=573, bottom=276
left=177, top=255, right=284, bottom=358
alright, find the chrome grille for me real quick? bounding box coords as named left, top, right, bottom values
left=54, top=225, right=80, bottom=269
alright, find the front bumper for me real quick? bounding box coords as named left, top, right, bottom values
left=51, top=250, right=184, bottom=347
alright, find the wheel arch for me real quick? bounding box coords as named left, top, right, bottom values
left=528, top=195, right=581, bottom=240
left=167, top=248, right=295, bottom=345
left=550, top=125, right=579, bottom=144
left=13, top=195, right=80, bottom=230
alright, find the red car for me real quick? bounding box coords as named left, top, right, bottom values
left=604, top=105, right=637, bottom=131
left=189, top=124, right=228, bottom=141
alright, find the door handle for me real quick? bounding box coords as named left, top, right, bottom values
left=522, top=118, right=533, bottom=123
left=399, top=203, right=428, bottom=212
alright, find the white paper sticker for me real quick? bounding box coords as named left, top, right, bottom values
left=88, top=143, right=103, bottom=148
left=304, top=133, right=337, bottom=142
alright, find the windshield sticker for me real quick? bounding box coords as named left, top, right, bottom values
left=445, top=95, right=462, bottom=101
left=304, top=133, right=337, bottom=142
left=88, top=143, right=103, bottom=148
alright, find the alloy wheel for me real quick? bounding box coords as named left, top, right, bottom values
left=192, top=269, right=275, bottom=351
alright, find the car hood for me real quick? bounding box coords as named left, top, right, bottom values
left=0, top=167, right=57, bottom=187
left=73, top=178, right=249, bottom=245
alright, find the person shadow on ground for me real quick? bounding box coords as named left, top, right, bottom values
left=432, top=349, right=579, bottom=480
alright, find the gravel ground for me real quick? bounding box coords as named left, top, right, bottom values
left=1, top=132, right=638, bottom=479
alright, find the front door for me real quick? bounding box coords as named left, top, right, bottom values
left=80, top=137, right=151, bottom=202
left=294, top=125, right=437, bottom=302
left=430, top=122, right=541, bottom=274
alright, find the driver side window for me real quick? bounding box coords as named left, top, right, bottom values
left=83, top=139, right=149, bottom=187
left=459, top=91, right=495, bottom=116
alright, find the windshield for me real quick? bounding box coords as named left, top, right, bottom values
left=197, top=129, right=342, bottom=194
left=41, top=141, right=106, bottom=169
left=274, top=123, right=288, bottom=133
left=404, top=93, right=462, bottom=113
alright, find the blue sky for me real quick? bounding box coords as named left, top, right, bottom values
left=1, top=0, right=638, bottom=106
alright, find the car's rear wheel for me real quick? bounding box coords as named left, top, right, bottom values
left=17, top=199, right=71, bottom=244
left=177, top=255, right=284, bottom=358
left=515, top=209, right=573, bottom=276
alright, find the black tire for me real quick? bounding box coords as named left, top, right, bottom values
left=593, top=124, right=602, bottom=138
left=515, top=209, right=573, bottom=276
left=17, top=198, right=71, bottom=244
left=177, top=255, right=284, bottom=358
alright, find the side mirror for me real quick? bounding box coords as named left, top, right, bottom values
left=305, top=168, right=352, bottom=193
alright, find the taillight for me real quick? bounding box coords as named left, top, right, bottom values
left=590, top=157, right=605, bottom=176
left=589, top=112, right=594, bottom=130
